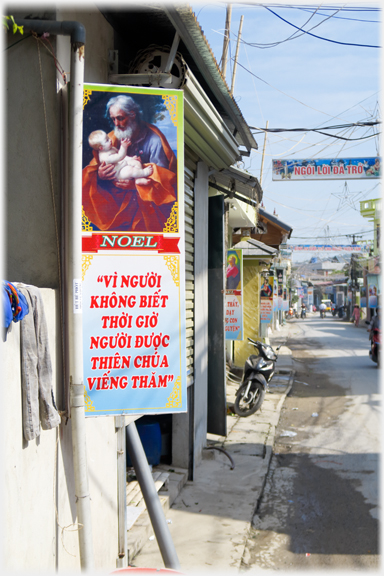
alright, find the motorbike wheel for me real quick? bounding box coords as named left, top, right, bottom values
left=234, top=377, right=266, bottom=417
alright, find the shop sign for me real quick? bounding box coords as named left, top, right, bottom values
left=307, top=287, right=314, bottom=306
left=225, top=249, right=243, bottom=340
left=360, top=286, right=367, bottom=308
left=368, top=277, right=379, bottom=308
left=81, top=84, right=186, bottom=416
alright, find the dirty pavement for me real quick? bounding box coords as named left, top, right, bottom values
left=127, top=327, right=294, bottom=574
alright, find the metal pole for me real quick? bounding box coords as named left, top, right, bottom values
left=126, top=422, right=181, bottom=571
left=116, top=416, right=127, bottom=568
left=67, top=42, right=94, bottom=571
left=259, top=121, right=269, bottom=187
left=221, top=4, right=232, bottom=78
left=230, top=15, right=243, bottom=95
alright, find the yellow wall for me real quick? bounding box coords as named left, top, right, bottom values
left=234, top=260, right=261, bottom=366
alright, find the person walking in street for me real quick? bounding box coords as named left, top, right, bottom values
left=352, top=305, right=361, bottom=327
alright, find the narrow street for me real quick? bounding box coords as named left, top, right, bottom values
left=243, top=313, right=380, bottom=571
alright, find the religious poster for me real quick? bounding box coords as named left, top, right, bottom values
left=225, top=249, right=243, bottom=340
left=260, top=275, right=273, bottom=324
left=272, top=157, right=381, bottom=181
left=276, top=268, right=284, bottom=311
left=273, top=277, right=278, bottom=311
left=282, top=286, right=289, bottom=312
left=81, top=84, right=186, bottom=416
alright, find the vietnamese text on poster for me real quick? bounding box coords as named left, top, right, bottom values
left=81, top=84, right=186, bottom=416
left=260, top=275, right=273, bottom=324
left=225, top=249, right=243, bottom=340
left=272, top=157, right=381, bottom=181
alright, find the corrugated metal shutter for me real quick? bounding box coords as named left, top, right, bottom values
left=184, top=149, right=196, bottom=386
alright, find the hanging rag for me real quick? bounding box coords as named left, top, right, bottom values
left=17, top=284, right=61, bottom=441
left=3, top=281, right=29, bottom=327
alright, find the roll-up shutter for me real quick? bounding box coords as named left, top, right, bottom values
left=184, top=148, right=196, bottom=386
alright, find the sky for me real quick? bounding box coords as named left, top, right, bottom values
left=190, top=0, right=381, bottom=261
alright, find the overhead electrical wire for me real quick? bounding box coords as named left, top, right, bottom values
left=264, top=5, right=381, bottom=48
left=250, top=121, right=380, bottom=141
left=263, top=5, right=380, bottom=13
left=296, top=6, right=380, bottom=23
left=250, top=120, right=380, bottom=133
left=237, top=3, right=335, bottom=49
left=291, top=229, right=374, bottom=239
left=234, top=60, right=353, bottom=120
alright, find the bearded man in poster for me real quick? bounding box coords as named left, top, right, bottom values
left=82, top=94, right=177, bottom=232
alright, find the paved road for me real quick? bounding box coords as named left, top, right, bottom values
left=243, top=314, right=380, bottom=571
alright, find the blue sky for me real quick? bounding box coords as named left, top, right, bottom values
left=191, top=1, right=381, bottom=259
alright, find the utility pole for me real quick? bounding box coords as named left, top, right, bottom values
left=221, top=4, right=232, bottom=79
left=230, top=15, right=244, bottom=95
left=259, top=121, right=269, bottom=187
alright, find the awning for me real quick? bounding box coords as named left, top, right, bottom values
left=209, top=165, right=262, bottom=205
left=231, top=237, right=277, bottom=259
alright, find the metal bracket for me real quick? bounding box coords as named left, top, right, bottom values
left=108, top=50, right=118, bottom=74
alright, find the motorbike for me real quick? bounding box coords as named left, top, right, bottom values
left=366, top=321, right=380, bottom=366
left=287, top=307, right=296, bottom=319
left=337, top=306, right=345, bottom=318
left=320, top=308, right=326, bottom=318
left=370, top=329, right=380, bottom=365
left=301, top=306, right=306, bottom=319
left=233, top=338, right=281, bottom=417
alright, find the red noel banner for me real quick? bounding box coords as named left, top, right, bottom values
left=82, top=234, right=179, bottom=254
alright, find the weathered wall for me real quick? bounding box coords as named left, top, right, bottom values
left=5, top=7, right=114, bottom=287
left=234, top=260, right=261, bottom=366
left=4, top=7, right=120, bottom=572
left=3, top=289, right=118, bottom=571
left=6, top=11, right=61, bottom=287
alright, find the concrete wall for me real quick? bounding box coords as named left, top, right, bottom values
left=3, top=289, right=119, bottom=571
left=6, top=11, right=62, bottom=287
left=4, top=8, right=121, bottom=572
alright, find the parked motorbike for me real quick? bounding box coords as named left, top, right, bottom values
left=233, top=338, right=281, bottom=417
left=287, top=307, right=295, bottom=319
left=337, top=306, right=345, bottom=318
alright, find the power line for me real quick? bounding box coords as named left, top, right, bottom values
left=291, top=229, right=374, bottom=239
left=296, top=6, right=380, bottom=23
left=250, top=121, right=380, bottom=133
left=264, top=6, right=381, bottom=48
left=238, top=4, right=338, bottom=49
